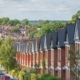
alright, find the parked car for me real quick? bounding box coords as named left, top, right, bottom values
left=0, top=72, right=4, bottom=80
left=10, top=78, right=18, bottom=80
left=2, top=75, right=10, bottom=80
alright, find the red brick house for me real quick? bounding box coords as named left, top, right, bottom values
left=15, top=18, right=80, bottom=80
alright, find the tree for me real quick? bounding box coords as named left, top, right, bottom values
left=21, top=19, right=29, bottom=26
left=71, top=10, right=80, bottom=23
left=11, top=24, right=21, bottom=32
left=35, top=21, right=66, bottom=37
left=0, top=37, right=18, bottom=71
left=68, top=44, right=80, bottom=80
left=0, top=17, right=10, bottom=25
left=29, top=30, right=37, bottom=38
left=18, top=69, right=31, bottom=80
left=8, top=19, right=20, bottom=26
left=40, top=73, right=60, bottom=80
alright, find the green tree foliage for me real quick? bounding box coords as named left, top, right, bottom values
left=71, top=10, right=80, bottom=23
left=21, top=19, right=29, bottom=26
left=0, top=37, right=18, bottom=71
left=68, top=44, right=80, bottom=80
left=11, top=24, right=21, bottom=32
left=34, top=63, right=40, bottom=75
left=0, top=17, right=10, bottom=25
left=40, top=73, right=60, bottom=80
left=29, top=30, right=37, bottom=38
left=18, top=69, right=31, bottom=80
left=0, top=17, right=67, bottom=38
left=42, top=58, right=46, bottom=70
left=37, top=20, right=44, bottom=27
left=42, top=58, right=46, bottom=74
left=0, top=17, right=21, bottom=26
left=27, top=24, right=38, bottom=38
left=8, top=19, right=20, bottom=26
left=30, top=63, right=40, bottom=80
left=10, top=68, right=19, bottom=78
left=35, top=21, right=66, bottom=37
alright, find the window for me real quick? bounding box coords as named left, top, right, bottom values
left=51, top=49, right=54, bottom=65
left=51, top=41, right=53, bottom=48
left=58, top=48, right=61, bottom=62
left=44, top=35, right=47, bottom=49
left=17, top=43, right=19, bottom=51
left=26, top=43, right=27, bottom=53
left=19, top=43, right=20, bottom=52
left=65, top=45, right=70, bottom=60
left=64, top=34, right=69, bottom=45
left=40, top=41, right=42, bottom=51
left=58, top=41, right=61, bottom=62
left=32, top=42, right=34, bottom=53
left=36, top=41, right=38, bottom=52
left=74, top=24, right=79, bottom=40
left=66, top=34, right=68, bottom=42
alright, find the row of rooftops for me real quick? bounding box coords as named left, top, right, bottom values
left=14, top=18, right=80, bottom=53
left=0, top=25, right=28, bottom=39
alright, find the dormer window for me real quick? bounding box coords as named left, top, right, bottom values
left=27, top=43, right=29, bottom=53
left=17, top=43, right=19, bottom=52
left=51, top=40, right=53, bottom=48
left=19, top=43, right=20, bottom=52
left=40, top=40, right=42, bottom=51
left=22, top=43, right=23, bottom=53
left=40, top=44, right=41, bottom=51
left=74, top=24, right=79, bottom=40
left=64, top=34, right=69, bottom=45
left=36, top=41, right=37, bottom=52
left=26, top=44, right=27, bottom=53
left=32, top=42, right=34, bottom=53
left=25, top=43, right=26, bottom=53
left=20, top=43, right=22, bottom=52
left=23, top=43, right=25, bottom=53
left=66, top=34, right=68, bottom=43
left=44, top=35, right=47, bottom=49
left=57, top=41, right=60, bottom=48
left=24, top=43, right=26, bottom=53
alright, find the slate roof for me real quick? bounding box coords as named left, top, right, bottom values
left=40, top=35, right=45, bottom=51
left=58, top=28, right=66, bottom=47
left=76, top=18, right=80, bottom=40
left=15, top=19, right=80, bottom=52
left=34, top=39, right=38, bottom=52
left=32, top=40, right=35, bottom=53
left=66, top=24, right=75, bottom=44
left=46, top=33, right=51, bottom=50
left=51, top=31, right=58, bottom=48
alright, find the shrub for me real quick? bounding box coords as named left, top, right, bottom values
left=31, top=73, right=41, bottom=80
left=40, top=73, right=60, bottom=80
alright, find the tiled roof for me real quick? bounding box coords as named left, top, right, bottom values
left=41, top=35, right=45, bottom=51
left=66, top=24, right=75, bottom=44
left=58, top=28, right=66, bottom=47
left=46, top=33, right=51, bottom=49
left=76, top=18, right=80, bottom=40
left=51, top=31, right=58, bottom=48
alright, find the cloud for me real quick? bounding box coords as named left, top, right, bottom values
left=0, top=0, right=80, bottom=20
left=0, top=0, right=5, bottom=4
left=54, top=5, right=69, bottom=14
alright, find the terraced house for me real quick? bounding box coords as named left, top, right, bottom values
left=15, top=18, right=80, bottom=80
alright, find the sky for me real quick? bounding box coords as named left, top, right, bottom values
left=0, top=0, right=80, bottom=20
